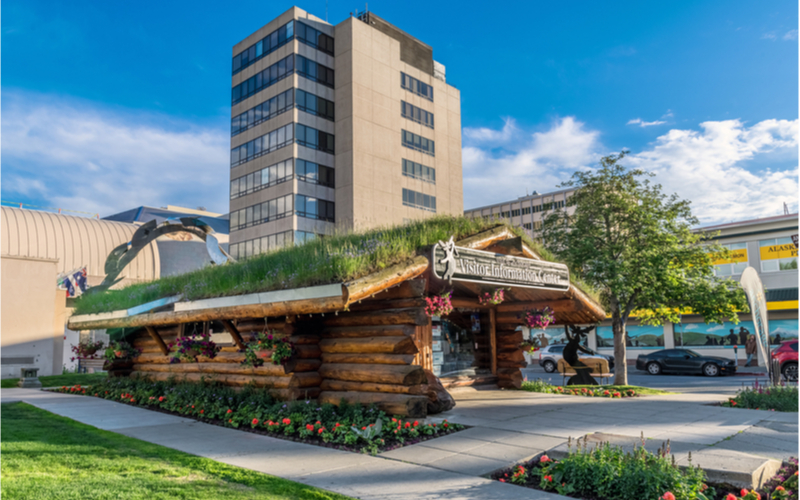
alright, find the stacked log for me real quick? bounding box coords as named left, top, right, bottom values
left=318, top=308, right=429, bottom=418
left=496, top=328, right=524, bottom=389
left=128, top=318, right=323, bottom=400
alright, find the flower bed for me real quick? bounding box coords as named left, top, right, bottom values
left=52, top=378, right=465, bottom=454
left=492, top=441, right=709, bottom=500
left=721, top=381, right=798, bottom=412
left=492, top=442, right=798, bottom=500
left=522, top=378, right=639, bottom=398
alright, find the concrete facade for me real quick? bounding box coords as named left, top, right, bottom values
left=228, top=7, right=462, bottom=258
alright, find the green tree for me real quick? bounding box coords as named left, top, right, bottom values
left=541, top=151, right=748, bottom=384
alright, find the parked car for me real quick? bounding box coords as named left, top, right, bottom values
left=636, top=349, right=736, bottom=376
left=538, top=344, right=615, bottom=373
left=771, top=340, right=798, bottom=381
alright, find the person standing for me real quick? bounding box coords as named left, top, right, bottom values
left=745, top=334, right=757, bottom=367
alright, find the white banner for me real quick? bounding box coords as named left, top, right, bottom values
left=739, top=267, right=771, bottom=371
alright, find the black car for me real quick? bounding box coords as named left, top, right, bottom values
left=635, top=349, right=737, bottom=377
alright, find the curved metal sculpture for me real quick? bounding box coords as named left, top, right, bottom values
left=87, top=217, right=234, bottom=295
left=562, top=324, right=598, bottom=386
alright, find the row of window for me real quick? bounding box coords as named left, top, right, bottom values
left=230, top=158, right=293, bottom=199
left=229, top=230, right=321, bottom=260
left=231, top=123, right=334, bottom=168
left=232, top=20, right=334, bottom=75
left=533, top=200, right=566, bottom=212
left=232, top=55, right=334, bottom=106
left=296, top=124, right=335, bottom=154
left=230, top=194, right=335, bottom=231
left=230, top=194, right=294, bottom=231
left=713, top=238, right=798, bottom=276
left=296, top=88, right=335, bottom=121
left=402, top=188, right=436, bottom=212
left=231, top=88, right=293, bottom=136
left=522, top=221, right=543, bottom=231
left=230, top=158, right=335, bottom=200
left=401, top=101, right=434, bottom=129
left=402, top=130, right=435, bottom=156
left=402, top=159, right=435, bottom=183
left=230, top=123, right=294, bottom=167
left=401, top=72, right=433, bottom=101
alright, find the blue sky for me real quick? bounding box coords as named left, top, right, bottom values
left=2, top=1, right=797, bottom=224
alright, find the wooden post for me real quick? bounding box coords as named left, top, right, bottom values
left=145, top=326, right=169, bottom=355
left=490, top=308, right=497, bottom=375
left=221, top=320, right=246, bottom=350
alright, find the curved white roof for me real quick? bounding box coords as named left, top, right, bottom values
left=1, top=207, right=160, bottom=286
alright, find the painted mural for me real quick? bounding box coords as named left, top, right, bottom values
left=673, top=319, right=798, bottom=347
left=595, top=325, right=665, bottom=348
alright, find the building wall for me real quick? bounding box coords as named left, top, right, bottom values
left=1, top=256, right=62, bottom=377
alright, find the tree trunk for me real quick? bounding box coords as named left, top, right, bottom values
left=612, top=315, right=628, bottom=385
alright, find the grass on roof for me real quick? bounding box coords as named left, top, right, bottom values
left=73, top=216, right=597, bottom=316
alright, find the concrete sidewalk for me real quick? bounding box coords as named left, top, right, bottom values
left=2, top=387, right=796, bottom=498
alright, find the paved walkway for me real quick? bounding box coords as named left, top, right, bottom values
left=2, top=387, right=796, bottom=499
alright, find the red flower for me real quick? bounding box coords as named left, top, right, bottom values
left=361, top=426, right=367, bottom=430
left=662, top=493, right=676, bottom=500
left=404, top=422, right=411, bottom=428
left=315, top=421, right=321, bottom=425
left=544, top=475, right=553, bottom=482
left=443, top=423, right=448, bottom=428
left=200, top=410, right=204, bottom=414
left=413, top=420, right=419, bottom=427
left=741, top=489, right=749, bottom=497
left=227, top=409, right=233, bottom=414
left=498, top=478, right=506, bottom=483
left=540, top=455, right=551, bottom=463
left=776, top=486, right=786, bottom=491
left=306, top=424, right=315, bottom=431
left=158, top=396, right=165, bottom=402
left=252, top=418, right=259, bottom=425
left=318, top=428, right=325, bottom=434
left=282, top=418, right=291, bottom=425
left=725, top=494, right=737, bottom=500
left=191, top=405, right=195, bottom=409
left=228, top=419, right=232, bottom=423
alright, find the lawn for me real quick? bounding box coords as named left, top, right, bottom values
left=1, top=402, right=353, bottom=500
left=1, top=372, right=108, bottom=389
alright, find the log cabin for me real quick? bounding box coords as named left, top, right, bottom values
left=68, top=219, right=605, bottom=417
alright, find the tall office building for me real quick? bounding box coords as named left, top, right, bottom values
left=228, top=7, right=463, bottom=259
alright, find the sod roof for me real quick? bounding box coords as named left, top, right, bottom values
left=72, top=216, right=601, bottom=318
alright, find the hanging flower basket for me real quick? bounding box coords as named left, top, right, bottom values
left=425, top=291, right=453, bottom=317
left=478, top=289, right=505, bottom=306
left=519, top=339, right=539, bottom=354
left=169, top=335, right=220, bottom=364
left=242, top=330, right=296, bottom=372
left=518, top=306, right=555, bottom=330
left=71, top=339, right=105, bottom=359
left=102, top=340, right=140, bottom=375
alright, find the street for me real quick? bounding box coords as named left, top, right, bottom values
left=521, top=365, right=776, bottom=395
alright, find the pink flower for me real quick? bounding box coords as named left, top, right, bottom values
left=725, top=494, right=737, bottom=500
left=540, top=455, right=551, bottom=463
left=662, top=493, right=675, bottom=500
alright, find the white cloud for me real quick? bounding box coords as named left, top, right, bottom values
left=1, top=91, right=230, bottom=217
left=463, top=116, right=798, bottom=224
left=462, top=117, right=518, bottom=143
left=762, top=32, right=778, bottom=40
left=462, top=117, right=600, bottom=208
left=627, top=118, right=799, bottom=223
left=627, top=118, right=667, bottom=128
left=784, top=29, right=798, bottom=41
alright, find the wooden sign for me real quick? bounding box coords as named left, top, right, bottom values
left=432, top=237, right=569, bottom=291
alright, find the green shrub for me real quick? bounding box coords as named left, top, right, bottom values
left=722, top=382, right=798, bottom=412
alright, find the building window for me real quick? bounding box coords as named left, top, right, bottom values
left=295, top=21, right=334, bottom=55
left=500, top=211, right=510, bottom=219
left=294, top=230, right=320, bottom=245
left=232, top=21, right=295, bottom=75
left=401, top=130, right=435, bottom=156
left=534, top=221, right=542, bottom=230
left=523, top=222, right=532, bottom=230
left=522, top=207, right=531, bottom=215
left=231, top=55, right=295, bottom=105
left=296, top=159, right=334, bottom=187
left=229, top=194, right=294, bottom=231
left=230, top=159, right=294, bottom=199
left=296, top=55, right=335, bottom=87
left=401, top=101, right=434, bottom=129
left=230, top=124, right=294, bottom=168
left=712, top=242, right=748, bottom=276
left=231, top=89, right=294, bottom=137
left=296, top=124, right=335, bottom=154
left=402, top=159, right=435, bottom=183
left=759, top=237, right=798, bottom=272
left=401, top=72, right=433, bottom=101
left=402, top=188, right=436, bottom=212
left=229, top=230, right=295, bottom=259
left=295, top=195, right=335, bottom=221
left=296, top=89, right=334, bottom=121
left=511, top=209, right=521, bottom=217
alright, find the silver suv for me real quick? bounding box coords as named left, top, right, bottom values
left=537, top=344, right=615, bottom=373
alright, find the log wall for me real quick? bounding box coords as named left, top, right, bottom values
left=318, top=307, right=429, bottom=418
